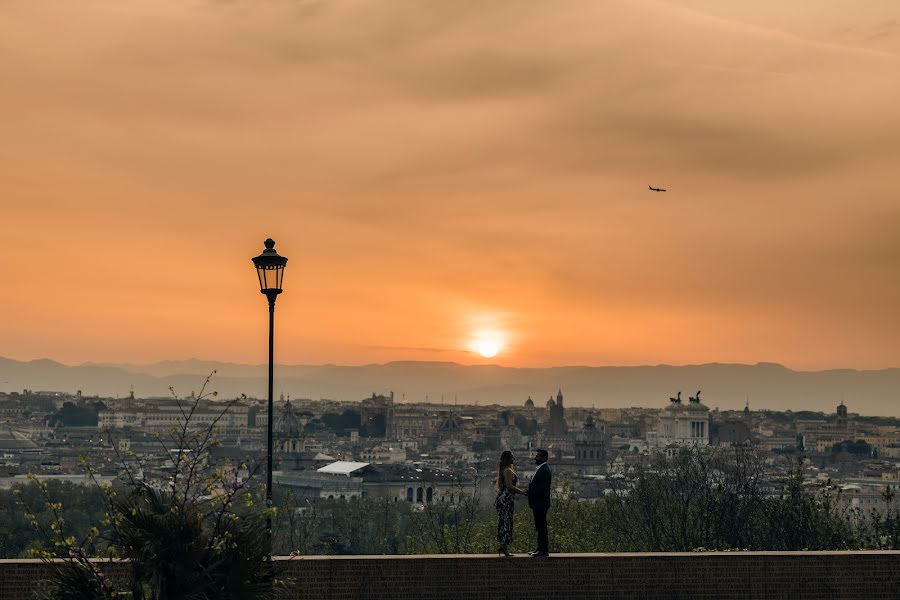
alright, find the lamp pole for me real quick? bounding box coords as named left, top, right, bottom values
left=252, top=238, right=287, bottom=543
left=265, top=289, right=275, bottom=537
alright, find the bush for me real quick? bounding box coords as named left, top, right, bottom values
left=26, top=374, right=288, bottom=600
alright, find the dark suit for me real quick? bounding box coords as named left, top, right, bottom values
left=527, top=463, right=551, bottom=553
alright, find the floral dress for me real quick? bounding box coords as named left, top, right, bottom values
left=495, top=472, right=517, bottom=545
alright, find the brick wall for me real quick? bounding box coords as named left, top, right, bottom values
left=2, top=552, right=898, bottom=600
left=0, top=559, right=132, bottom=600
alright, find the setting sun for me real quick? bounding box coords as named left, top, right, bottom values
left=470, top=329, right=506, bottom=359
left=475, top=339, right=501, bottom=358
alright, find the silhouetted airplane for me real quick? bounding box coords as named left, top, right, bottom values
left=649, top=185, right=666, bottom=192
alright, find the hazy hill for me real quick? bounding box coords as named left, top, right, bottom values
left=2, top=357, right=899, bottom=416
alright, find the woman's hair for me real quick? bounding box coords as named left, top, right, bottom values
left=496, top=450, right=514, bottom=491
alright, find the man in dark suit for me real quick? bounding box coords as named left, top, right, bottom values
left=526, top=448, right=551, bottom=556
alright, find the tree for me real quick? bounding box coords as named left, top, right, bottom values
left=406, top=470, right=487, bottom=554
left=47, top=402, right=99, bottom=427
left=360, top=413, right=386, bottom=438
left=603, top=447, right=859, bottom=552
left=761, top=458, right=858, bottom=550
left=873, top=487, right=900, bottom=550
left=26, top=373, right=289, bottom=600
left=311, top=410, right=362, bottom=436
left=831, top=440, right=872, bottom=456
left=513, top=415, right=539, bottom=436
left=2, top=481, right=107, bottom=558
left=273, top=488, right=321, bottom=556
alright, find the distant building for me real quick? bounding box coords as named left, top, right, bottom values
left=277, top=398, right=304, bottom=454
left=711, top=420, right=755, bottom=447
left=0, top=429, right=38, bottom=452
left=98, top=400, right=252, bottom=435
left=652, top=391, right=710, bottom=453
left=572, top=414, right=605, bottom=472
left=524, top=396, right=535, bottom=416
left=275, top=460, right=459, bottom=503
left=387, top=406, right=441, bottom=441
left=798, top=401, right=859, bottom=453
left=359, top=445, right=407, bottom=464
left=836, top=401, right=849, bottom=430
left=545, top=389, right=567, bottom=436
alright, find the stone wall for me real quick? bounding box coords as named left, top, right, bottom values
left=1, top=552, right=898, bottom=600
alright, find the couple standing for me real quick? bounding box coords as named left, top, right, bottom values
left=495, top=448, right=551, bottom=557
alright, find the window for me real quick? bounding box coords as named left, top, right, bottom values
left=416, top=487, right=424, bottom=503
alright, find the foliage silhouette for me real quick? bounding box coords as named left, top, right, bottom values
left=24, top=373, right=289, bottom=600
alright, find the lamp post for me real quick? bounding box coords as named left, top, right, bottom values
left=252, top=238, right=287, bottom=541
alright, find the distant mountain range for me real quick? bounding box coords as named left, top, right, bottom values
left=1, top=356, right=898, bottom=416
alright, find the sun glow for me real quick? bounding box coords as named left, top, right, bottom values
left=470, top=329, right=505, bottom=359
left=475, top=339, right=501, bottom=358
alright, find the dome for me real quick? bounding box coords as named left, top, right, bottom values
left=546, top=396, right=555, bottom=409
left=524, top=396, right=535, bottom=409
left=576, top=414, right=603, bottom=443
left=278, top=400, right=302, bottom=437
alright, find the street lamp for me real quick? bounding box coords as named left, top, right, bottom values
left=252, top=238, right=287, bottom=541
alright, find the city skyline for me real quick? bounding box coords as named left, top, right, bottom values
left=3, top=355, right=899, bottom=416
left=2, top=1, right=899, bottom=370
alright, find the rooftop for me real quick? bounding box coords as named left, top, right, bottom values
left=317, top=461, right=370, bottom=475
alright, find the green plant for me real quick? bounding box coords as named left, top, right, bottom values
left=26, top=373, right=288, bottom=600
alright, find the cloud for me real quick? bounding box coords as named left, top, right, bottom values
left=0, top=0, right=899, bottom=369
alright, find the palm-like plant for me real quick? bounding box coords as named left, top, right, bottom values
left=108, top=483, right=276, bottom=600
left=31, top=374, right=287, bottom=600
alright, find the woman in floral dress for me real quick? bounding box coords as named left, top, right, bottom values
left=495, top=450, right=528, bottom=556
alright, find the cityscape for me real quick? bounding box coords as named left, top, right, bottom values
left=2, top=381, right=898, bottom=522
left=2, top=0, right=899, bottom=597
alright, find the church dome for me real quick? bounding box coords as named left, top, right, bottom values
left=278, top=400, right=302, bottom=437
left=524, top=396, right=535, bottom=409
left=546, top=396, right=555, bottom=409
left=576, top=414, right=603, bottom=443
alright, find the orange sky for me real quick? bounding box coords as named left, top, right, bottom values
left=1, top=0, right=899, bottom=369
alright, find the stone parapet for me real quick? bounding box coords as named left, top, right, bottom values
left=1, top=552, right=898, bottom=599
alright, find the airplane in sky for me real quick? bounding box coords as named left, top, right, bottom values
left=649, top=185, right=667, bottom=192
